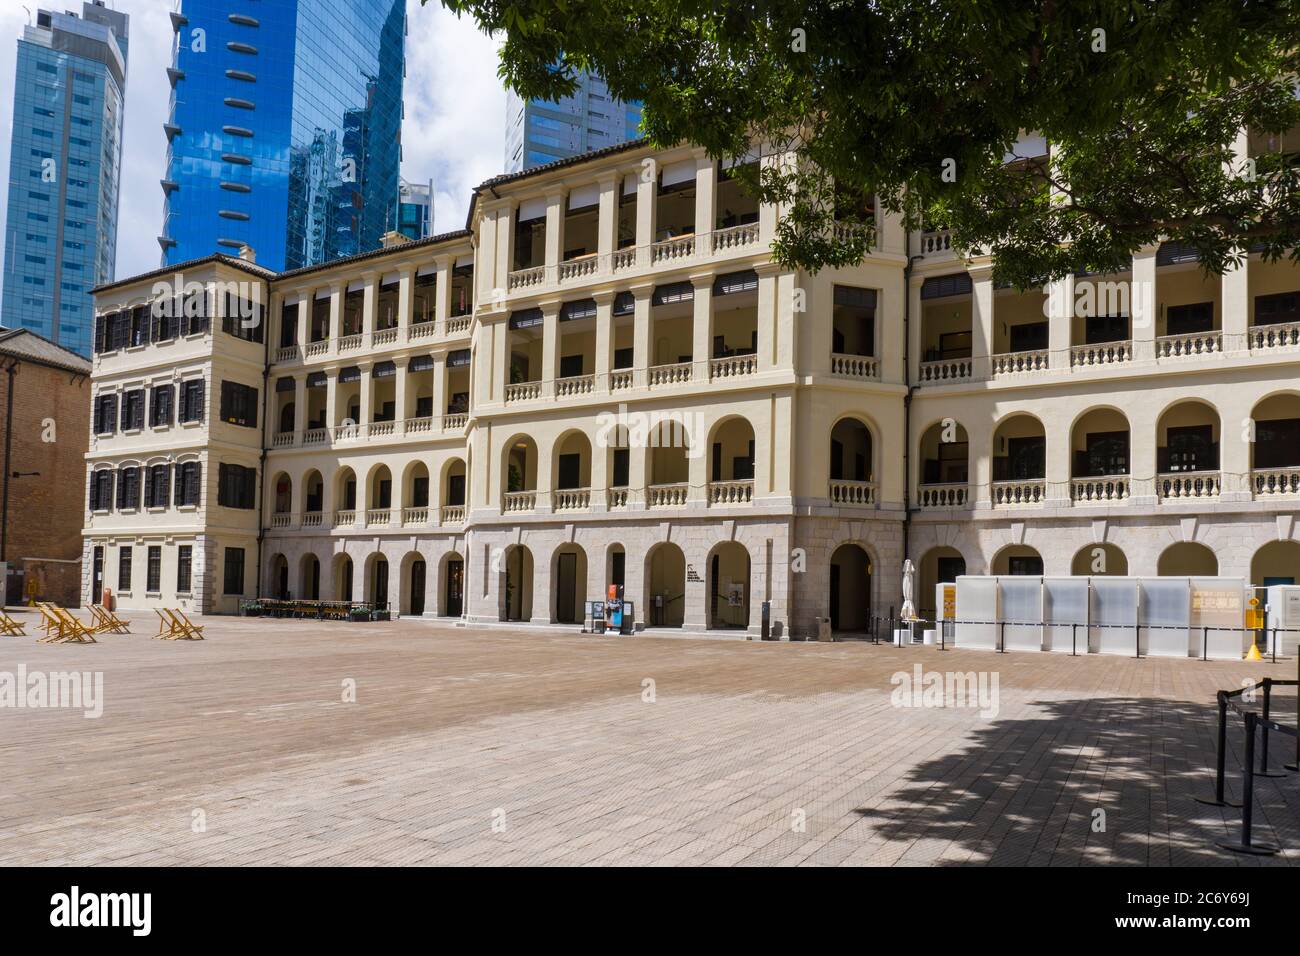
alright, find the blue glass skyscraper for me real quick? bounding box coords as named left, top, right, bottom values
left=505, top=72, right=643, bottom=173
left=161, top=0, right=406, bottom=273
left=0, top=2, right=129, bottom=358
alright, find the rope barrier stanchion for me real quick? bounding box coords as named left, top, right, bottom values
left=1071, top=622, right=1078, bottom=657
left=1201, top=625, right=1208, bottom=662
left=1289, top=648, right=1300, bottom=773
left=1217, top=711, right=1280, bottom=856
left=1257, top=678, right=1286, bottom=778
left=1197, top=691, right=1241, bottom=808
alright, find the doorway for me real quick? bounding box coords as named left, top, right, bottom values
left=444, top=557, right=464, bottom=617
left=410, top=559, right=426, bottom=615
left=91, top=546, right=103, bottom=604
left=557, top=552, right=578, bottom=623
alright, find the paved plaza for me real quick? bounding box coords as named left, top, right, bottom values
left=0, top=610, right=1297, bottom=866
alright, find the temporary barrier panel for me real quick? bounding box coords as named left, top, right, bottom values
left=1043, top=577, right=1089, bottom=653
left=954, top=576, right=998, bottom=649
left=1192, top=578, right=1247, bottom=660
left=1265, top=585, right=1300, bottom=656
left=998, top=576, right=1044, bottom=651
left=1091, top=577, right=1139, bottom=655
left=1141, top=577, right=1191, bottom=657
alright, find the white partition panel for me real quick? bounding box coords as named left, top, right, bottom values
left=1091, top=577, right=1139, bottom=656
left=999, top=577, right=1044, bottom=651
left=1140, top=578, right=1192, bottom=657
left=1192, top=578, right=1248, bottom=660
left=1043, top=577, right=1090, bottom=653
left=1265, top=586, right=1300, bottom=656
left=954, top=576, right=998, bottom=650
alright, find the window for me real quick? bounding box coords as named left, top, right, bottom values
left=217, top=463, right=257, bottom=509
left=831, top=286, right=877, bottom=357
left=223, top=548, right=246, bottom=595
left=177, top=546, right=192, bottom=593
left=144, top=464, right=171, bottom=508
left=116, top=466, right=140, bottom=510
left=1008, top=556, right=1044, bottom=575
left=219, top=381, right=258, bottom=428
left=1077, top=431, right=1130, bottom=477
left=89, top=469, right=114, bottom=511
left=1161, top=425, right=1217, bottom=473
left=994, top=437, right=1046, bottom=481
left=128, top=306, right=149, bottom=347
left=178, top=380, right=206, bottom=423
left=412, top=476, right=429, bottom=508
left=146, top=546, right=162, bottom=593
left=1255, top=291, right=1299, bottom=327
left=120, top=390, right=145, bottom=431
left=1009, top=321, right=1049, bottom=353
left=447, top=474, right=466, bottom=507
left=1255, top=419, right=1300, bottom=469
left=221, top=293, right=264, bottom=342
left=118, top=547, right=133, bottom=591
left=151, top=384, right=174, bottom=427
left=1084, top=314, right=1129, bottom=344
left=92, top=394, right=117, bottom=435
left=1166, top=301, right=1213, bottom=336
left=612, top=448, right=630, bottom=487
left=175, top=461, right=202, bottom=507
left=557, top=454, right=581, bottom=490
left=559, top=355, right=584, bottom=378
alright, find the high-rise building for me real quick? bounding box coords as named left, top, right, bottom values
left=160, top=0, right=406, bottom=273
left=396, top=177, right=433, bottom=241
left=504, top=72, right=642, bottom=173
left=0, top=1, right=129, bottom=358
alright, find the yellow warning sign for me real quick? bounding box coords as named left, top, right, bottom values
left=941, top=584, right=956, bottom=620
left=1245, top=596, right=1264, bottom=631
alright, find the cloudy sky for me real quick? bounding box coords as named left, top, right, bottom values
left=0, top=0, right=506, bottom=280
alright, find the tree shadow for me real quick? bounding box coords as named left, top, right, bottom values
left=852, top=695, right=1300, bottom=866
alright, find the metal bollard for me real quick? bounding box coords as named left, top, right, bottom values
left=1217, top=711, right=1279, bottom=855
left=1196, top=691, right=1239, bottom=808
left=1257, top=678, right=1285, bottom=778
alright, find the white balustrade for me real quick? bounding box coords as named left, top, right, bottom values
left=505, top=381, right=542, bottom=403
left=1158, top=472, right=1220, bottom=500
left=647, top=483, right=689, bottom=508
left=648, top=361, right=692, bottom=387
left=1070, top=341, right=1132, bottom=367
left=1070, top=475, right=1130, bottom=502
left=712, top=222, right=760, bottom=252
left=992, top=350, right=1049, bottom=375
left=992, top=480, right=1046, bottom=506
left=552, top=488, right=591, bottom=511
left=502, top=491, right=536, bottom=513
left=555, top=374, right=594, bottom=397
left=508, top=265, right=545, bottom=290
left=710, top=354, right=757, bottom=380
left=919, top=357, right=972, bottom=382
left=708, top=479, right=753, bottom=505
left=918, top=483, right=968, bottom=508
left=1157, top=330, right=1221, bottom=358
left=651, top=234, right=694, bottom=263
left=830, top=353, right=879, bottom=379
left=829, top=479, right=876, bottom=506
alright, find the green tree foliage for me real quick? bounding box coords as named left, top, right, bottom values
left=432, top=0, right=1300, bottom=285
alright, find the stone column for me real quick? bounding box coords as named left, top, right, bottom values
left=397, top=267, right=414, bottom=331
left=394, top=362, right=409, bottom=425
left=541, top=302, right=560, bottom=395
left=691, top=275, right=713, bottom=383
left=361, top=272, right=377, bottom=338
left=295, top=295, right=309, bottom=346
left=693, top=150, right=715, bottom=255
left=544, top=189, right=564, bottom=284
left=632, top=286, right=652, bottom=387
left=597, top=173, right=617, bottom=274
left=636, top=169, right=656, bottom=268
left=1047, top=273, right=1073, bottom=370
left=292, top=375, right=306, bottom=437
left=970, top=266, right=994, bottom=379
left=358, top=363, right=373, bottom=430
left=907, top=274, right=924, bottom=383
left=435, top=256, right=452, bottom=329
left=755, top=266, right=778, bottom=372
left=593, top=291, right=614, bottom=391
left=432, top=355, right=446, bottom=420
left=325, top=370, right=339, bottom=431
left=1130, top=244, right=1159, bottom=362
left=327, top=284, right=342, bottom=353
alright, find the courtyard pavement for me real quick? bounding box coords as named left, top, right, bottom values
left=0, top=609, right=1296, bottom=866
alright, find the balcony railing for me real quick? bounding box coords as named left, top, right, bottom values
left=505, top=381, right=542, bottom=403
left=508, top=265, right=545, bottom=291
left=647, top=482, right=689, bottom=508
left=270, top=512, right=293, bottom=528
left=919, top=230, right=952, bottom=256
left=368, top=421, right=396, bottom=439
left=829, top=479, right=876, bottom=506
left=1158, top=471, right=1220, bottom=500
left=405, top=416, right=433, bottom=434
left=302, top=427, right=327, bottom=446
left=440, top=505, right=465, bottom=525
left=555, top=374, right=594, bottom=397
left=830, top=353, right=879, bottom=380
left=443, top=413, right=467, bottom=431
left=365, top=509, right=391, bottom=527
left=558, top=256, right=598, bottom=282
left=648, top=361, right=692, bottom=388
left=331, top=423, right=363, bottom=442
left=275, top=345, right=299, bottom=363
left=1157, top=330, right=1221, bottom=358
left=301, top=511, right=323, bottom=528
left=272, top=431, right=295, bottom=448
left=502, top=490, right=536, bottom=513
left=1253, top=468, right=1300, bottom=498
left=371, top=327, right=398, bottom=347
left=1249, top=322, right=1300, bottom=351
left=607, top=487, right=630, bottom=509
left=919, top=357, right=972, bottom=382
left=552, top=488, right=591, bottom=511
left=708, top=479, right=753, bottom=505
left=305, top=340, right=328, bottom=358
left=612, top=248, right=636, bottom=272
left=337, top=333, right=363, bottom=353
left=992, top=350, right=1049, bottom=375
left=410, top=320, right=437, bottom=340
left=1070, top=475, right=1130, bottom=503
left=992, top=479, right=1045, bottom=506
left=651, top=234, right=695, bottom=263
left=710, top=354, right=757, bottom=380
left=918, top=483, right=968, bottom=508
left=1070, top=341, right=1131, bottom=367
left=712, top=222, right=761, bottom=252
left=401, top=507, right=428, bottom=526
left=609, top=369, right=634, bottom=391
left=332, top=509, right=356, bottom=528
left=445, top=316, right=471, bottom=335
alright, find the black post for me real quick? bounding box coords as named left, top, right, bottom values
left=1217, top=711, right=1279, bottom=855
left=1071, top=622, right=1078, bottom=657
left=1202, top=626, right=1208, bottom=661
left=1257, top=679, right=1285, bottom=778
left=1197, top=691, right=1238, bottom=807
left=1269, top=625, right=1276, bottom=664
left=1134, top=621, right=1141, bottom=659
left=1289, top=647, right=1300, bottom=773
left=998, top=619, right=1006, bottom=654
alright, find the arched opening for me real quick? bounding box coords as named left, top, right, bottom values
left=829, top=543, right=872, bottom=632
left=272, top=472, right=292, bottom=516
left=1156, top=400, right=1220, bottom=499
left=334, top=467, right=357, bottom=515
left=1071, top=543, right=1129, bottom=576
left=647, top=420, right=690, bottom=506
left=992, top=545, right=1044, bottom=575
left=918, top=546, right=964, bottom=619
left=440, top=551, right=465, bottom=617
left=404, top=461, right=430, bottom=512
left=917, top=420, right=968, bottom=506
left=269, top=553, right=289, bottom=599
left=1250, top=394, right=1300, bottom=495
left=708, top=417, right=756, bottom=501
left=368, top=465, right=393, bottom=513
left=829, top=417, right=873, bottom=490
left=368, top=554, right=390, bottom=609
left=299, top=553, right=321, bottom=600
left=552, top=543, right=588, bottom=624
left=1070, top=407, right=1130, bottom=501
left=1157, top=542, right=1218, bottom=576
left=708, top=542, right=751, bottom=629
left=1252, top=540, right=1300, bottom=587
left=401, top=552, right=427, bottom=615
left=334, top=553, right=354, bottom=601
left=644, top=541, right=686, bottom=627
left=992, top=414, right=1046, bottom=504
left=501, top=545, right=533, bottom=622
left=552, top=431, right=592, bottom=507
left=303, top=469, right=323, bottom=518
left=278, top=401, right=295, bottom=435
left=605, top=543, right=627, bottom=594
left=605, top=426, right=630, bottom=505
left=442, top=457, right=467, bottom=522
left=503, top=436, right=537, bottom=511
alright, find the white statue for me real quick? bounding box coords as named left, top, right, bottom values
left=900, top=558, right=918, bottom=621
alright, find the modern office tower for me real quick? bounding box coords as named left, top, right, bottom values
left=396, top=177, right=433, bottom=241
left=88, top=135, right=1300, bottom=624
left=160, top=0, right=407, bottom=273
left=504, top=72, right=643, bottom=173
left=0, top=1, right=129, bottom=358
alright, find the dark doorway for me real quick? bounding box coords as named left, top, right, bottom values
left=277, top=561, right=289, bottom=599
left=557, top=552, right=578, bottom=623
left=91, top=546, right=104, bottom=604
left=611, top=550, right=626, bottom=588
left=445, top=558, right=464, bottom=617
left=410, top=559, right=426, bottom=615
left=372, top=559, right=389, bottom=609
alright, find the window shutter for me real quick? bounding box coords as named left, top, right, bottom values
left=192, top=382, right=205, bottom=420
left=94, top=313, right=106, bottom=353
left=107, top=396, right=117, bottom=433
left=143, top=467, right=153, bottom=508
left=190, top=461, right=201, bottom=505
left=88, top=472, right=96, bottom=510
left=150, top=306, right=160, bottom=343
left=132, top=394, right=144, bottom=430
left=115, top=468, right=126, bottom=509
left=164, top=463, right=173, bottom=505
left=92, top=398, right=102, bottom=435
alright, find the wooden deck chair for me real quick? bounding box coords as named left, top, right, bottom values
left=36, top=603, right=65, bottom=642
left=169, top=608, right=205, bottom=640
left=0, top=608, right=26, bottom=636
left=90, top=605, right=131, bottom=634
left=154, top=608, right=184, bottom=639
left=50, top=605, right=97, bottom=644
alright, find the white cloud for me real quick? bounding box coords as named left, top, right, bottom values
left=0, top=0, right=506, bottom=288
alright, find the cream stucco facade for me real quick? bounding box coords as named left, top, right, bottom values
left=84, top=139, right=1300, bottom=634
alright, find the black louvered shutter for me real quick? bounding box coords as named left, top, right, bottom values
left=94, top=313, right=106, bottom=353
left=143, top=467, right=153, bottom=508
left=107, top=396, right=117, bottom=433
left=132, top=393, right=144, bottom=430
left=163, top=464, right=172, bottom=505
left=115, top=468, right=126, bottom=509
left=92, top=398, right=102, bottom=435
left=192, top=382, right=205, bottom=420
left=189, top=462, right=201, bottom=505
left=119, top=395, right=128, bottom=431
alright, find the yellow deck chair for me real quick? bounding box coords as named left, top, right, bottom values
left=168, top=608, right=205, bottom=640
left=36, top=603, right=64, bottom=642
left=0, top=608, right=26, bottom=636
left=50, top=605, right=97, bottom=644
left=154, top=608, right=183, bottom=639
left=90, top=605, right=130, bottom=634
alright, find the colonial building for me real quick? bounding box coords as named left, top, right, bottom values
left=85, top=137, right=1300, bottom=633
